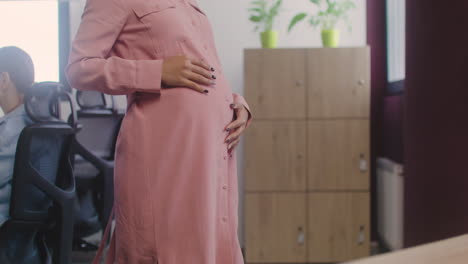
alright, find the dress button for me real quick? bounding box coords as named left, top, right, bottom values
left=222, top=217, right=227, bottom=222
left=204, top=44, right=208, bottom=50
left=223, top=156, right=227, bottom=160
left=222, top=185, right=227, bottom=190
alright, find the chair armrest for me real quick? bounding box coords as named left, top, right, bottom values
left=73, top=141, right=114, bottom=172
left=29, top=166, right=75, bottom=207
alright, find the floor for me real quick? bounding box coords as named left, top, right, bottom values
left=72, top=231, right=102, bottom=264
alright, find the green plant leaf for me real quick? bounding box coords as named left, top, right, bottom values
left=249, top=0, right=284, bottom=32
left=251, top=0, right=265, bottom=5
left=303, top=0, right=356, bottom=30
left=309, top=16, right=320, bottom=26
left=270, top=0, right=283, bottom=13
left=249, top=15, right=263, bottom=22
left=288, top=13, right=307, bottom=32
left=248, top=8, right=262, bottom=13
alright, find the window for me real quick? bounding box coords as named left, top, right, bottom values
left=0, top=0, right=59, bottom=83
left=386, top=0, right=406, bottom=94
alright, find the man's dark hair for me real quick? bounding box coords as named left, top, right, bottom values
left=0, top=46, right=35, bottom=94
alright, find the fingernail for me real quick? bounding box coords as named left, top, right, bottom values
left=226, top=138, right=231, bottom=143
left=212, top=75, right=216, bottom=79
left=211, top=67, right=215, bottom=71
left=230, top=104, right=235, bottom=108
left=226, top=128, right=231, bottom=132
left=204, top=90, right=209, bottom=93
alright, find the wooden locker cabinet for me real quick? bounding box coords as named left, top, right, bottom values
left=308, top=120, right=370, bottom=191
left=244, top=49, right=307, bottom=119
left=245, top=120, right=307, bottom=192
left=307, top=48, right=370, bottom=118
left=244, top=47, right=370, bottom=264
left=307, top=192, right=370, bottom=262
left=245, top=193, right=307, bottom=263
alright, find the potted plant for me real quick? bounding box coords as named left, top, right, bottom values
left=248, top=0, right=283, bottom=48
left=288, top=0, right=356, bottom=48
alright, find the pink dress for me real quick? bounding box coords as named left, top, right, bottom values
left=66, top=0, right=252, bottom=263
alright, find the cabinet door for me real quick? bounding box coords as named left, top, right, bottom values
left=245, top=193, right=307, bottom=263
left=308, top=120, right=370, bottom=191
left=245, top=120, right=306, bottom=191
left=307, top=47, right=370, bottom=118
left=307, top=192, right=370, bottom=262
left=245, top=49, right=307, bottom=119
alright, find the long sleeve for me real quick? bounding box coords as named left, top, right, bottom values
left=232, top=93, right=252, bottom=127
left=66, top=0, right=163, bottom=95
left=0, top=107, right=30, bottom=226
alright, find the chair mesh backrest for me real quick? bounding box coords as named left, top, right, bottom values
left=10, top=125, right=74, bottom=219
left=26, top=132, right=64, bottom=211
left=76, top=91, right=107, bottom=109
left=76, top=115, right=121, bottom=159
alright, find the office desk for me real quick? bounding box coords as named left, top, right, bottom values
left=345, top=234, right=468, bottom=264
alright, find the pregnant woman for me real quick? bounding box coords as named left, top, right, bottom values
left=66, top=0, right=252, bottom=263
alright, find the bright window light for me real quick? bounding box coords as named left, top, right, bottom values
left=386, top=0, right=406, bottom=83
left=0, top=0, right=59, bottom=83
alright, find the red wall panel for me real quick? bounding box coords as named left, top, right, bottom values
left=404, top=0, right=468, bottom=247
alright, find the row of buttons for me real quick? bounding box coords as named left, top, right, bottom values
left=221, top=157, right=228, bottom=223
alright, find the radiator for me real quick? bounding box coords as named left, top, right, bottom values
left=377, top=157, right=404, bottom=250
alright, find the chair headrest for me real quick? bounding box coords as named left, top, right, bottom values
left=76, top=90, right=110, bottom=110
left=25, top=82, right=77, bottom=127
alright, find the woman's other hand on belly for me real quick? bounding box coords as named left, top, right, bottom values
left=162, top=56, right=216, bottom=94
left=224, top=103, right=250, bottom=153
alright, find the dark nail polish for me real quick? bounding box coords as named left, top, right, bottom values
left=212, top=75, right=217, bottom=80
left=226, top=128, right=231, bottom=132
left=230, top=104, right=235, bottom=108
left=204, top=90, right=209, bottom=93
left=211, top=67, right=215, bottom=71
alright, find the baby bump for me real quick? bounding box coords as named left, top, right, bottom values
left=124, top=88, right=233, bottom=140
left=133, top=87, right=231, bottom=125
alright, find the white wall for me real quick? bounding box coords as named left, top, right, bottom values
left=198, top=0, right=367, bottom=96
left=69, top=0, right=367, bottom=246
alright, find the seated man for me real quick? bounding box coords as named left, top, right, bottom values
left=0, top=47, right=96, bottom=262
left=0, top=46, right=35, bottom=227
left=0, top=46, right=44, bottom=263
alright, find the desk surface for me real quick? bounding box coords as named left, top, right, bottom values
left=345, top=234, right=468, bottom=264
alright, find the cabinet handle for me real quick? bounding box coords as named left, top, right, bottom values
left=359, top=154, right=368, bottom=172
left=295, top=80, right=304, bottom=87
left=358, top=79, right=366, bottom=86
left=297, top=226, right=305, bottom=245
left=357, top=225, right=365, bottom=245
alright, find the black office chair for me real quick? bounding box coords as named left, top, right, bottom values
left=72, top=90, right=123, bottom=238
left=0, top=82, right=77, bottom=264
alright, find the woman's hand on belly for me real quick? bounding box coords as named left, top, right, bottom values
left=161, top=56, right=216, bottom=94
left=224, top=103, right=250, bottom=153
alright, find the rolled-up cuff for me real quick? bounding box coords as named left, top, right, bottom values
left=134, top=59, right=163, bottom=93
